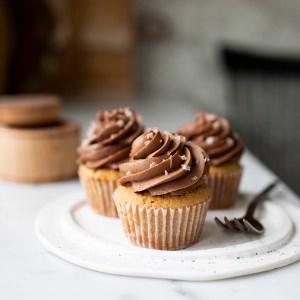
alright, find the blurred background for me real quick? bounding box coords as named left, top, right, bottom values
left=0, top=0, right=299, bottom=194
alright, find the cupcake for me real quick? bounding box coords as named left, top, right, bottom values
left=113, top=128, right=211, bottom=250
left=77, top=108, right=144, bottom=217
left=178, top=112, right=244, bottom=209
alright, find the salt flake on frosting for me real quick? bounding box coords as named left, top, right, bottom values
left=226, top=137, right=234, bottom=144
left=191, top=176, right=198, bottom=181
left=87, top=121, right=97, bottom=136
left=164, top=170, right=168, bottom=176
left=212, top=122, right=219, bottom=128
left=180, top=155, right=187, bottom=161
left=181, top=164, right=191, bottom=171
left=126, top=171, right=132, bottom=176
left=206, top=113, right=216, bottom=120
left=124, top=108, right=132, bottom=117
left=164, top=130, right=173, bottom=139
left=146, top=132, right=154, bottom=139
left=116, top=119, right=125, bottom=127
left=81, top=138, right=90, bottom=146
left=206, top=136, right=215, bottom=145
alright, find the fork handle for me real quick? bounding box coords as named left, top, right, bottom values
left=245, top=181, right=278, bottom=217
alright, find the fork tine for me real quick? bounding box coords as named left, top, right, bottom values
left=214, top=217, right=227, bottom=229
left=224, top=217, right=237, bottom=231
left=243, top=219, right=264, bottom=234
left=233, top=218, right=246, bottom=232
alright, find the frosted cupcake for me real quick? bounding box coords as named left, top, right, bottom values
left=178, top=112, right=244, bottom=209
left=77, top=108, right=144, bottom=217
left=113, top=128, right=211, bottom=250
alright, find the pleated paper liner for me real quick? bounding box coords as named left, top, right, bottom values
left=114, top=197, right=211, bottom=250
left=209, top=167, right=242, bottom=209
left=79, top=168, right=120, bottom=218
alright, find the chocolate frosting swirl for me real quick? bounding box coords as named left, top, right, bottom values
left=77, top=108, right=144, bottom=170
left=178, top=112, right=244, bottom=166
left=119, top=128, right=210, bottom=196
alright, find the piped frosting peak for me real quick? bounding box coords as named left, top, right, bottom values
left=119, top=128, right=210, bottom=196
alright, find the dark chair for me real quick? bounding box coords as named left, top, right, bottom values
left=222, top=47, right=300, bottom=195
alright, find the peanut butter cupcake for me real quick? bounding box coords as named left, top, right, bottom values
left=178, top=112, right=244, bottom=209
left=113, top=128, right=211, bottom=250
left=77, top=108, right=144, bottom=217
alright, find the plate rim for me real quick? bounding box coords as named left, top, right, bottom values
left=35, top=191, right=300, bottom=281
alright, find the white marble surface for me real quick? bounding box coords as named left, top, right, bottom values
left=1, top=99, right=300, bottom=300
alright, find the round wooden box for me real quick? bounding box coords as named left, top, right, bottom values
left=0, top=121, right=80, bottom=183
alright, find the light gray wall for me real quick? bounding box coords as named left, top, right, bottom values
left=136, top=0, right=300, bottom=114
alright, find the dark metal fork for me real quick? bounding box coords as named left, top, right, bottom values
left=214, top=181, right=278, bottom=234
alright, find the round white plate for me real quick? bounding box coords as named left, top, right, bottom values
left=36, top=191, right=300, bottom=280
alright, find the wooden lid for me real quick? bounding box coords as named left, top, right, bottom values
left=0, top=94, right=62, bottom=126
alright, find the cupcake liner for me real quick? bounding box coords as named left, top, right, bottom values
left=209, top=168, right=242, bottom=209
left=114, top=197, right=210, bottom=250
left=79, top=172, right=119, bottom=218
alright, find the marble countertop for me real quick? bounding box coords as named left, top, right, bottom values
left=1, top=98, right=300, bottom=300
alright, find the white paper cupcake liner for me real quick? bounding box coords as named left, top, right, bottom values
left=80, top=173, right=119, bottom=218
left=209, top=168, right=242, bottom=209
left=114, top=197, right=210, bottom=250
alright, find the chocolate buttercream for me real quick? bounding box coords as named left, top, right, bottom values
left=178, top=112, right=243, bottom=166
left=77, top=108, right=144, bottom=170
left=119, top=128, right=210, bottom=196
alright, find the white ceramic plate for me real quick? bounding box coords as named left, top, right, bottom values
left=36, top=191, right=300, bottom=280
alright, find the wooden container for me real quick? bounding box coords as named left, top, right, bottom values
left=53, top=0, right=136, bottom=96
left=0, top=121, right=79, bottom=183
left=64, top=51, right=135, bottom=96
left=0, top=1, right=10, bottom=93
left=74, top=0, right=135, bottom=51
